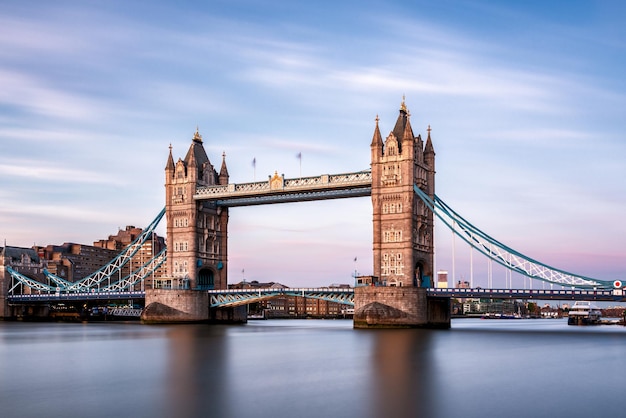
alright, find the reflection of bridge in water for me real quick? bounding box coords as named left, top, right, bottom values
left=3, top=99, right=624, bottom=325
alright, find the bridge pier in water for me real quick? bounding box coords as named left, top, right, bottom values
left=354, top=287, right=450, bottom=329
left=142, top=289, right=246, bottom=324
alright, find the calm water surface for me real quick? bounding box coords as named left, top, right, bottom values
left=1, top=318, right=625, bottom=418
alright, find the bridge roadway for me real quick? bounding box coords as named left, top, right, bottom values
left=7, top=287, right=626, bottom=306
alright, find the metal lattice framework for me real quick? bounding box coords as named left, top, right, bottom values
left=7, top=208, right=166, bottom=294
left=98, top=248, right=166, bottom=292
left=414, top=186, right=615, bottom=290
left=208, top=288, right=354, bottom=308
left=7, top=266, right=58, bottom=293
left=43, top=208, right=166, bottom=292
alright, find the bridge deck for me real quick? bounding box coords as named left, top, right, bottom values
left=7, top=291, right=145, bottom=303
left=428, top=287, right=625, bottom=301
left=7, top=287, right=625, bottom=305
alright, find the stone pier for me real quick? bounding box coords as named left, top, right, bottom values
left=353, top=287, right=450, bottom=329
left=141, top=289, right=246, bottom=324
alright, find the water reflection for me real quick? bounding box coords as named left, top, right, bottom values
left=1, top=319, right=625, bottom=418
left=369, top=329, right=434, bottom=418
left=164, top=325, right=231, bottom=417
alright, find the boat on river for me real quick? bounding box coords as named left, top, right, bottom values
left=567, top=301, right=602, bottom=325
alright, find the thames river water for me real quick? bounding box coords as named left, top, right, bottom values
left=1, top=318, right=625, bottom=418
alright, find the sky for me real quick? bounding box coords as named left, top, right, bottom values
left=1, top=0, right=625, bottom=288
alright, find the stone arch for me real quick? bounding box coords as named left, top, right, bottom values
left=197, top=268, right=215, bottom=290
left=414, top=259, right=432, bottom=288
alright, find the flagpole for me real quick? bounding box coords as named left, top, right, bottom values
left=297, top=152, right=302, bottom=177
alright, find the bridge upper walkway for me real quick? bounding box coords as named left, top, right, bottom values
left=194, top=170, right=372, bottom=206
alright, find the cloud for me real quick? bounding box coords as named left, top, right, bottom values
left=0, top=69, right=104, bottom=120
left=0, top=159, right=125, bottom=185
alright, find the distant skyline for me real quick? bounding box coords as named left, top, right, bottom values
left=1, top=1, right=625, bottom=287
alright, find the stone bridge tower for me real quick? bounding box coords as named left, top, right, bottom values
left=143, top=129, right=238, bottom=323
left=370, top=99, right=435, bottom=287
left=355, top=99, right=448, bottom=329
left=163, top=129, right=229, bottom=291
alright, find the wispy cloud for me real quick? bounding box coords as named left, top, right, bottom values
left=0, top=69, right=104, bottom=120
left=0, top=159, right=125, bottom=185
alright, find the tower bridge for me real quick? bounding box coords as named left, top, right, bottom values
left=143, top=98, right=441, bottom=327
left=3, top=98, right=623, bottom=325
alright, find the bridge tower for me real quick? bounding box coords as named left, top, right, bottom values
left=355, top=99, right=449, bottom=328
left=163, top=129, right=229, bottom=290
left=142, top=129, right=243, bottom=323
left=370, top=99, right=435, bottom=287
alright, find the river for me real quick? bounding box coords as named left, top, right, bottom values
left=1, top=318, right=624, bottom=418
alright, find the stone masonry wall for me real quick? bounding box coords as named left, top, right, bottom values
left=142, top=289, right=209, bottom=323
left=354, top=287, right=450, bottom=329
left=354, top=287, right=428, bottom=328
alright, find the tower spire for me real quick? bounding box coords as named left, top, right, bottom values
left=219, top=151, right=229, bottom=184
left=371, top=115, right=383, bottom=148
left=165, top=143, right=175, bottom=171
left=425, top=125, right=435, bottom=154
left=402, top=110, right=414, bottom=143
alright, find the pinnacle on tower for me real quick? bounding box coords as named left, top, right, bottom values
left=371, top=114, right=383, bottom=148
left=165, top=143, right=175, bottom=171
left=193, top=126, right=203, bottom=143
left=424, top=125, right=435, bottom=155
left=219, top=151, right=229, bottom=184
left=402, top=110, right=414, bottom=143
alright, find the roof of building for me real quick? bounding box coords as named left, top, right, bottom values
left=1, top=246, right=40, bottom=263
left=184, top=128, right=211, bottom=168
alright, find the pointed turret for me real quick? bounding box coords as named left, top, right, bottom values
left=401, top=110, right=415, bottom=158
left=165, top=144, right=175, bottom=170
left=424, top=125, right=435, bottom=156
left=370, top=115, right=383, bottom=160
left=424, top=125, right=436, bottom=197
left=164, top=144, right=176, bottom=188
left=219, top=152, right=229, bottom=185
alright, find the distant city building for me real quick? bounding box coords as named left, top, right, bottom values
left=41, top=243, right=118, bottom=283
left=436, top=270, right=448, bottom=288
left=230, top=280, right=352, bottom=318
left=93, top=225, right=166, bottom=289
left=1, top=225, right=165, bottom=299
left=0, top=246, right=48, bottom=316
left=459, top=298, right=521, bottom=316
